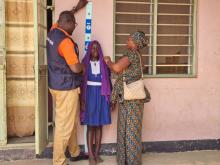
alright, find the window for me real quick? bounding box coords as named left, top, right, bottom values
left=114, top=0, right=197, bottom=77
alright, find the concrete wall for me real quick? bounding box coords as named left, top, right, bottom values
left=55, top=0, right=220, bottom=144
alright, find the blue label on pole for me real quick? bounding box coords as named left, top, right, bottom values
left=85, top=19, right=92, bottom=34
left=85, top=41, right=90, bottom=51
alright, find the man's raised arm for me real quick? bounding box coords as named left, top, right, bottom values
left=70, top=0, right=88, bottom=15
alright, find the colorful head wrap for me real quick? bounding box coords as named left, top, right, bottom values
left=131, top=31, right=148, bottom=49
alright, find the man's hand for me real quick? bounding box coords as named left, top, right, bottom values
left=80, top=100, right=85, bottom=111
left=69, top=63, right=84, bottom=73
left=81, top=64, right=86, bottom=75
left=71, top=0, right=88, bottom=14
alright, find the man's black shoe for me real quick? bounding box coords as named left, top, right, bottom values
left=69, top=152, right=89, bottom=162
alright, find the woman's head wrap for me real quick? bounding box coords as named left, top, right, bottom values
left=130, top=31, right=148, bottom=49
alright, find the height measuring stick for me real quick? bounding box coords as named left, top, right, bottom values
left=84, top=1, right=93, bottom=153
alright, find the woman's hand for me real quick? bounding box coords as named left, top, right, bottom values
left=110, top=103, right=116, bottom=111
left=104, top=56, right=112, bottom=64
left=104, top=56, right=130, bottom=73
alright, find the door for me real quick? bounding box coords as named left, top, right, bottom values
left=0, top=0, right=7, bottom=146
left=34, top=0, right=48, bottom=155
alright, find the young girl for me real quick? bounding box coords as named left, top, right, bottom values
left=80, top=40, right=112, bottom=164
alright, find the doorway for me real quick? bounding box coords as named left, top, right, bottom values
left=5, top=0, right=55, bottom=151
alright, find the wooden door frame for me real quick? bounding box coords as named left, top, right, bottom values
left=34, top=0, right=49, bottom=155
left=0, top=0, right=7, bottom=146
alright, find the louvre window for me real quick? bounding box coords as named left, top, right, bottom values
left=114, top=0, right=197, bottom=77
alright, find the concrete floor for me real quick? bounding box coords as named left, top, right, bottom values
left=1, top=151, right=220, bottom=165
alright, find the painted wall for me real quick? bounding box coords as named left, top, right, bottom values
left=55, top=0, right=220, bottom=144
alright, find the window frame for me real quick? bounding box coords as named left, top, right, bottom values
left=113, top=0, right=198, bottom=78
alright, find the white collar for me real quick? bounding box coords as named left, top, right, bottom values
left=90, top=61, right=100, bottom=75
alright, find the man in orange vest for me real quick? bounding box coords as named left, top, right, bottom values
left=47, top=1, right=88, bottom=164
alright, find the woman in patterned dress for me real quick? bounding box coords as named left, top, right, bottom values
left=104, top=31, right=150, bottom=165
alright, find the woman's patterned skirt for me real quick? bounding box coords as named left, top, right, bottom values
left=117, top=100, right=144, bottom=165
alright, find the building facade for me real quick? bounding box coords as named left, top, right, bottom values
left=1, top=0, right=220, bottom=156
